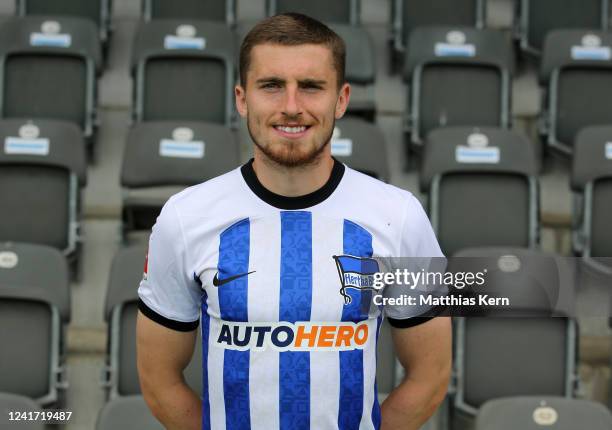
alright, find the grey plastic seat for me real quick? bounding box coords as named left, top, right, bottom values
left=0, top=17, right=101, bottom=143
left=571, top=126, right=612, bottom=270
left=16, top=0, right=112, bottom=45
left=0, top=119, right=86, bottom=261
left=389, top=0, right=485, bottom=70
left=0, top=243, right=70, bottom=406
left=120, top=121, right=240, bottom=237
left=0, top=393, right=45, bottom=430
left=131, top=20, right=236, bottom=125
left=450, top=248, right=578, bottom=428
left=331, top=117, right=389, bottom=182
left=420, top=127, right=539, bottom=256
left=103, top=246, right=202, bottom=399
left=476, top=396, right=612, bottom=430
left=516, top=0, right=609, bottom=55
left=266, top=0, right=360, bottom=25
left=540, top=30, right=612, bottom=155
left=142, top=0, right=236, bottom=25
left=96, top=395, right=164, bottom=430
left=403, top=27, right=513, bottom=147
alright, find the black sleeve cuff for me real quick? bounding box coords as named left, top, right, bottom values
left=387, top=316, right=435, bottom=329
left=138, top=299, right=199, bottom=332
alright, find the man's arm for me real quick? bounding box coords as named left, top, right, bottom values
left=136, top=311, right=201, bottom=430
left=381, top=317, right=452, bottom=430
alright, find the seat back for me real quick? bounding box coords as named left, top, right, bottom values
left=17, top=0, right=108, bottom=33
left=0, top=393, right=45, bottom=430
left=421, top=127, right=538, bottom=256
left=96, top=395, right=164, bottom=430
left=476, top=396, right=612, bottom=430
left=267, top=0, right=359, bottom=24
left=404, top=27, right=513, bottom=144
left=0, top=119, right=85, bottom=252
left=143, top=0, right=235, bottom=24
left=519, top=0, right=609, bottom=54
left=132, top=20, right=235, bottom=125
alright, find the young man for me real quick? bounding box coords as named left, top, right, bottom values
left=137, top=13, right=451, bottom=430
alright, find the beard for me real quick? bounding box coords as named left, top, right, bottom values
left=247, top=114, right=335, bottom=168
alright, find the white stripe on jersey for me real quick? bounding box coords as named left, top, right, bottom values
left=248, top=215, right=281, bottom=430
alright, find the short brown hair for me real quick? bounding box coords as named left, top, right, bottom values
left=239, top=13, right=346, bottom=89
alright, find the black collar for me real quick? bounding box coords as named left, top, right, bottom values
left=240, top=158, right=345, bottom=210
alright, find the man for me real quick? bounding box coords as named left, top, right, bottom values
left=137, top=13, right=451, bottom=430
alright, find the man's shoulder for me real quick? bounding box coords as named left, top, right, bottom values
left=342, top=165, right=417, bottom=207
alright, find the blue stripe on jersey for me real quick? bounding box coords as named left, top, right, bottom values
left=218, top=218, right=251, bottom=430
left=201, top=291, right=211, bottom=430
left=279, top=211, right=312, bottom=430
left=371, top=315, right=383, bottom=429
left=339, top=220, right=373, bottom=430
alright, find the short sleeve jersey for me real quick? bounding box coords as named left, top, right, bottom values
left=138, top=159, right=443, bottom=430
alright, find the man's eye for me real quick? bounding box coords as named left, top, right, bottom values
left=302, top=85, right=322, bottom=91
left=261, top=83, right=280, bottom=90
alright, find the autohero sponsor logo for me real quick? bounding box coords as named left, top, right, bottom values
left=214, top=321, right=369, bottom=352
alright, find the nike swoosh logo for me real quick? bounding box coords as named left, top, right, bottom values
left=212, top=271, right=256, bottom=287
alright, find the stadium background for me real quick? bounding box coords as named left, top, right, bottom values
left=0, top=0, right=610, bottom=429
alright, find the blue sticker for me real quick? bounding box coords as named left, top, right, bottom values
left=456, top=146, right=500, bottom=164
left=571, top=46, right=611, bottom=61
left=434, top=43, right=476, bottom=57
left=4, top=137, right=50, bottom=156
left=331, top=138, right=353, bottom=157
left=164, top=35, right=206, bottom=50
left=606, top=142, right=612, bottom=160
left=159, top=139, right=205, bottom=158
left=30, top=33, right=71, bottom=48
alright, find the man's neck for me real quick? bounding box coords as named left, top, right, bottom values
left=252, top=152, right=335, bottom=197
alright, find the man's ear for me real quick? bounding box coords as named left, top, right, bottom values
left=235, top=84, right=247, bottom=118
left=335, top=82, right=351, bottom=119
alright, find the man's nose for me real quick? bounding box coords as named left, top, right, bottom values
left=282, top=85, right=302, bottom=117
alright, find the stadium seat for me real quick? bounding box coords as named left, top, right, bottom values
left=266, top=0, right=360, bottom=25
left=329, top=23, right=377, bottom=121
left=331, top=117, right=390, bottom=182
left=571, top=126, right=612, bottom=267
left=131, top=20, right=236, bottom=125
left=0, top=243, right=70, bottom=406
left=0, top=393, right=45, bottom=430
left=96, top=395, right=164, bottom=430
left=403, top=27, right=513, bottom=147
left=540, top=30, right=612, bottom=155
left=516, top=0, right=610, bottom=56
left=389, top=0, right=486, bottom=71
left=475, top=396, right=612, bottom=429
left=420, top=127, right=539, bottom=256
left=142, top=0, right=236, bottom=25
left=0, top=119, right=86, bottom=265
left=0, top=17, right=101, bottom=145
left=16, top=0, right=112, bottom=46
left=449, top=248, right=578, bottom=429
left=120, top=121, right=240, bottom=240
left=102, top=245, right=202, bottom=398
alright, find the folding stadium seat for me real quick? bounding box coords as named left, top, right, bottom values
left=540, top=31, right=612, bottom=155
left=389, top=0, right=486, bottom=72
left=449, top=248, right=578, bottom=430
left=403, top=27, right=513, bottom=148
left=131, top=20, right=236, bottom=125
left=475, top=396, right=612, bottom=430
left=102, top=245, right=202, bottom=398
left=571, top=126, right=612, bottom=267
left=0, top=17, right=101, bottom=146
left=266, top=0, right=360, bottom=25
left=516, top=0, right=610, bottom=56
left=0, top=393, right=45, bottom=430
left=329, top=23, right=377, bottom=121
left=0, top=119, right=86, bottom=271
left=142, top=0, right=237, bottom=25
left=331, top=117, right=389, bottom=182
left=120, top=121, right=240, bottom=241
left=420, top=127, right=539, bottom=256
left=0, top=243, right=70, bottom=407
left=16, top=0, right=112, bottom=47
left=96, top=395, right=164, bottom=430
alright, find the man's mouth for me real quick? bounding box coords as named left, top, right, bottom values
left=273, top=125, right=311, bottom=138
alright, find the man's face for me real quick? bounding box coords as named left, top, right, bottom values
left=235, top=43, right=350, bottom=168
